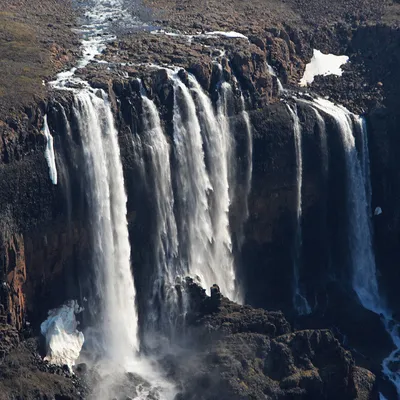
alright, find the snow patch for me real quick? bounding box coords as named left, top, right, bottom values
left=300, top=49, right=349, bottom=86
left=205, top=31, right=248, bottom=39
left=42, top=115, right=58, bottom=185
left=40, top=300, right=84, bottom=370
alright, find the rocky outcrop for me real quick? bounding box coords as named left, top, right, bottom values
left=0, top=233, right=26, bottom=329
left=168, top=282, right=378, bottom=400
left=0, top=325, right=86, bottom=399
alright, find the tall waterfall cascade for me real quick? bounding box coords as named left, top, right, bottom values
left=134, top=83, right=181, bottom=336
left=310, top=98, right=382, bottom=312
left=134, top=71, right=253, bottom=336
left=72, top=90, right=139, bottom=363
left=39, top=0, right=254, bottom=389
left=236, top=92, right=253, bottom=248
left=286, top=103, right=312, bottom=316
left=34, top=0, right=400, bottom=396
left=305, top=97, right=400, bottom=396
left=42, top=115, right=58, bottom=185
left=40, top=0, right=177, bottom=397
left=53, top=88, right=176, bottom=399
left=186, top=74, right=237, bottom=300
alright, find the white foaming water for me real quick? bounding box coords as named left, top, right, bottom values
left=356, top=116, right=372, bottom=218
left=40, top=300, right=84, bottom=370
left=72, top=90, right=175, bottom=399
left=165, top=71, right=241, bottom=301
left=73, top=90, right=139, bottom=364
left=42, top=115, right=58, bottom=185
left=267, top=64, right=284, bottom=93
left=310, top=97, right=400, bottom=395
left=238, top=92, right=253, bottom=248
left=134, top=73, right=243, bottom=337
left=286, top=104, right=312, bottom=315
left=138, top=87, right=181, bottom=333
left=299, top=49, right=349, bottom=86
left=312, top=106, right=329, bottom=177
left=311, top=98, right=381, bottom=312
left=188, top=74, right=237, bottom=301
left=45, top=0, right=175, bottom=397
left=141, top=95, right=178, bottom=266
left=170, top=73, right=214, bottom=293
left=217, top=81, right=237, bottom=203
left=51, top=0, right=143, bottom=89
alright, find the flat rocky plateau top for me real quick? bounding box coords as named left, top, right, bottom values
left=0, top=0, right=78, bottom=119
left=0, top=0, right=399, bottom=121
left=144, top=0, right=398, bottom=31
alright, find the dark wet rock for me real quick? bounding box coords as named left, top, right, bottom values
left=167, top=283, right=378, bottom=400
left=187, top=61, right=212, bottom=91
left=74, top=362, right=88, bottom=376
left=0, top=333, right=87, bottom=399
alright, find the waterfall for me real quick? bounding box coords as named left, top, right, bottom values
left=267, top=64, right=284, bottom=93
left=40, top=0, right=178, bottom=396
left=170, top=74, right=214, bottom=291
left=309, top=98, right=400, bottom=395
left=70, top=89, right=175, bottom=399
left=235, top=92, right=253, bottom=249
left=132, top=72, right=245, bottom=338
left=188, top=74, right=238, bottom=301
left=169, top=72, right=240, bottom=300
left=42, top=115, right=58, bottom=185
left=286, top=103, right=312, bottom=315
left=137, top=87, right=182, bottom=335
left=356, top=116, right=372, bottom=218
left=311, top=98, right=382, bottom=312
left=313, top=107, right=329, bottom=177
left=217, top=81, right=237, bottom=201
left=240, top=93, right=253, bottom=221
left=72, top=90, right=139, bottom=364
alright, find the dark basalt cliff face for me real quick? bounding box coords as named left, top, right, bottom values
left=1, top=0, right=400, bottom=398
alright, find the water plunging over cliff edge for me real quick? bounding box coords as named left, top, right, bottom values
left=71, top=89, right=175, bottom=399
left=40, top=0, right=176, bottom=398
left=40, top=0, right=255, bottom=395
left=286, top=103, right=312, bottom=316
left=132, top=70, right=252, bottom=340
left=302, top=97, right=400, bottom=396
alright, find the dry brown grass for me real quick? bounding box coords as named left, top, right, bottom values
left=0, top=0, right=78, bottom=119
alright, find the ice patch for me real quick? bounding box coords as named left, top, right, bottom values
left=206, top=31, right=248, bottom=39
left=300, top=49, right=349, bottom=86
left=42, top=115, right=58, bottom=185
left=40, top=300, right=84, bottom=370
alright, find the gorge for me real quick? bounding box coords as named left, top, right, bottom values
left=1, top=0, right=400, bottom=399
